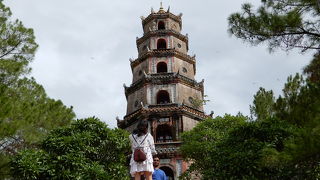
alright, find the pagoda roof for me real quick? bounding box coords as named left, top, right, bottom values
left=131, top=49, right=196, bottom=69
left=117, top=103, right=209, bottom=128
left=143, top=11, right=182, bottom=28
left=136, top=29, right=188, bottom=47
left=124, top=72, right=204, bottom=98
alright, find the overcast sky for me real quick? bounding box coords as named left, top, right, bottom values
left=5, top=0, right=312, bottom=128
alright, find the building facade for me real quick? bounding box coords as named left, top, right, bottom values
left=117, top=5, right=207, bottom=179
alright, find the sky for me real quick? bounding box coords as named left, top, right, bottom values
left=4, top=0, right=312, bottom=128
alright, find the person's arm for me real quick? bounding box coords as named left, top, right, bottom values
left=129, top=134, right=135, bottom=152
left=149, top=134, right=157, bottom=155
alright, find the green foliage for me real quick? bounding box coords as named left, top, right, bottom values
left=250, top=87, right=275, bottom=120
left=304, top=53, right=320, bottom=83
left=228, top=0, right=320, bottom=52
left=0, top=0, right=38, bottom=82
left=11, top=117, right=131, bottom=180
left=189, top=95, right=210, bottom=109
left=181, top=115, right=296, bottom=179
left=0, top=1, right=75, bottom=179
left=180, top=114, right=248, bottom=179
left=181, top=74, right=320, bottom=179
left=0, top=77, right=75, bottom=178
left=226, top=1, right=320, bottom=177
left=0, top=78, right=75, bottom=145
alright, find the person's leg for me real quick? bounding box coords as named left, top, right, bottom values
left=144, top=171, right=152, bottom=180
left=134, top=172, right=141, bottom=180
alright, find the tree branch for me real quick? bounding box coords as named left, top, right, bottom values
left=0, top=40, right=22, bottom=59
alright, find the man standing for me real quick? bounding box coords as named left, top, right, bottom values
left=152, top=156, right=167, bottom=180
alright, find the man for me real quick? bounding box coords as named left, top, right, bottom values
left=152, top=156, right=167, bottom=180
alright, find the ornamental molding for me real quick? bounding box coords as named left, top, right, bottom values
left=117, top=103, right=208, bottom=128
left=136, top=29, right=188, bottom=46
left=131, top=49, right=196, bottom=69
left=142, top=12, right=182, bottom=28
left=124, top=73, right=204, bottom=97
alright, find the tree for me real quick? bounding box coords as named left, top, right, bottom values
left=228, top=0, right=320, bottom=53
left=181, top=74, right=320, bottom=179
left=273, top=74, right=320, bottom=178
left=181, top=114, right=296, bottom=179
left=0, top=77, right=75, bottom=178
left=250, top=87, right=275, bottom=120
left=0, top=0, right=37, bottom=83
left=304, top=53, right=320, bottom=83
left=227, top=1, right=320, bottom=177
left=180, top=114, right=248, bottom=179
left=0, top=1, right=75, bottom=178
left=0, top=78, right=75, bottom=151
left=11, top=117, right=131, bottom=180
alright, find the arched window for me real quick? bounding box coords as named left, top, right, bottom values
left=157, top=39, right=166, bottom=49
left=156, top=124, right=173, bottom=143
left=157, top=90, right=170, bottom=104
left=160, top=166, right=174, bottom=180
left=157, top=62, right=167, bottom=73
left=158, top=21, right=165, bottom=30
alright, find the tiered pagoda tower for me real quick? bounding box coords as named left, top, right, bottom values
left=118, top=5, right=208, bottom=179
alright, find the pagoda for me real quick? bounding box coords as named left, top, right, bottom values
left=117, top=4, right=208, bottom=179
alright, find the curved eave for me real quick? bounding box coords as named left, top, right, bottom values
left=136, top=29, right=188, bottom=46
left=131, top=49, right=195, bottom=69
left=117, top=103, right=209, bottom=128
left=124, top=73, right=204, bottom=97
left=117, top=103, right=210, bottom=129
left=143, top=12, right=182, bottom=28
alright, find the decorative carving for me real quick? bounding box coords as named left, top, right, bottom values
left=152, top=21, right=157, bottom=31
left=209, top=111, right=214, bottom=117
left=136, top=29, right=188, bottom=46
left=143, top=70, right=150, bottom=78
left=175, top=69, right=180, bottom=76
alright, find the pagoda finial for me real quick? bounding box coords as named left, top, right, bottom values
left=158, top=2, right=165, bottom=13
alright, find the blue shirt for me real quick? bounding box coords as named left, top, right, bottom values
left=152, top=168, right=167, bottom=180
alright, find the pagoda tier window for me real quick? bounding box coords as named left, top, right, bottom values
left=156, top=124, right=173, bottom=143
left=157, top=39, right=167, bottom=49
left=157, top=90, right=170, bottom=104
left=158, top=21, right=165, bottom=30
left=157, top=62, right=167, bottom=73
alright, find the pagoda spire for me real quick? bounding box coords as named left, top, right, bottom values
left=158, top=2, right=165, bottom=13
